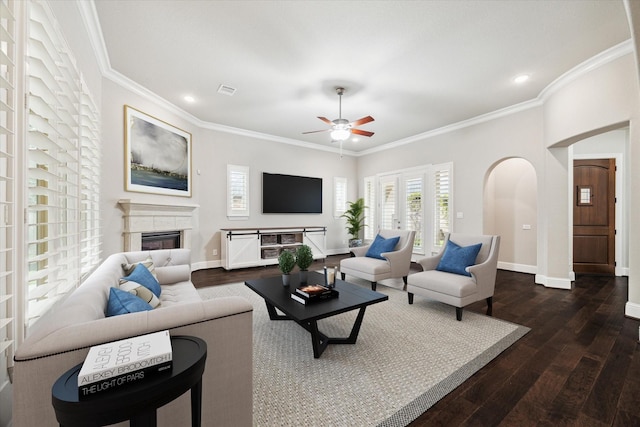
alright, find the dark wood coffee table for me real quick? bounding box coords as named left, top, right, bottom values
left=245, top=271, right=388, bottom=358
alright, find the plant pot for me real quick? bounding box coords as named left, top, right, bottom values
left=299, top=270, right=308, bottom=285
left=349, top=239, right=363, bottom=248
left=282, top=274, right=291, bottom=287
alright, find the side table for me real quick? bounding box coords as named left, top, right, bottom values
left=51, top=335, right=207, bottom=427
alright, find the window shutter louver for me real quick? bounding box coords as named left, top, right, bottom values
left=433, top=164, right=452, bottom=249
left=25, top=0, right=101, bottom=327
left=0, top=0, right=17, bottom=364
left=363, top=176, right=375, bottom=241
left=227, top=165, right=250, bottom=217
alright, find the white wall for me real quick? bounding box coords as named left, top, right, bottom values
left=100, top=79, right=359, bottom=266
left=484, top=158, right=538, bottom=273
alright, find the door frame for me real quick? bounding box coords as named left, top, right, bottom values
left=571, top=153, right=625, bottom=276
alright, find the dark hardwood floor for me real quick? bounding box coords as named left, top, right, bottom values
left=191, top=255, right=640, bottom=426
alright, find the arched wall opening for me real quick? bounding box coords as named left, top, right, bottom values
left=484, top=158, right=538, bottom=274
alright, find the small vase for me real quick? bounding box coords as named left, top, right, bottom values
left=299, top=270, right=308, bottom=285
left=282, top=274, right=291, bottom=287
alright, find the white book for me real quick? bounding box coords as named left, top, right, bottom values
left=78, top=330, right=173, bottom=387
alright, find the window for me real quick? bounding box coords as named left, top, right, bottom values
left=363, top=176, right=376, bottom=241
left=334, top=177, right=347, bottom=218
left=0, top=0, right=17, bottom=366
left=25, top=0, right=101, bottom=327
left=404, top=175, right=424, bottom=254
left=227, top=165, right=250, bottom=218
left=432, top=162, right=452, bottom=251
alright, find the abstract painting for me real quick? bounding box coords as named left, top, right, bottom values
left=124, top=105, right=192, bottom=197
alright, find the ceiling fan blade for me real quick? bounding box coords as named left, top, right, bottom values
left=351, top=128, right=374, bottom=137
left=317, top=116, right=333, bottom=125
left=350, top=115, right=374, bottom=126
left=302, top=129, right=330, bottom=134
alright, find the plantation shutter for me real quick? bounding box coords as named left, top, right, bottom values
left=363, top=176, right=375, bottom=241
left=227, top=165, right=250, bottom=218
left=0, top=0, right=17, bottom=365
left=432, top=163, right=452, bottom=249
left=79, top=78, right=101, bottom=278
left=26, top=0, right=101, bottom=327
left=404, top=175, right=423, bottom=254
left=334, top=177, right=347, bottom=218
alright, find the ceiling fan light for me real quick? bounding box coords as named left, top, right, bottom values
left=330, top=128, right=351, bottom=141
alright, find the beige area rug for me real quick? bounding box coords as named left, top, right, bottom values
left=198, top=276, right=529, bottom=426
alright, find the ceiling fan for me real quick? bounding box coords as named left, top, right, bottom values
left=303, top=87, right=374, bottom=143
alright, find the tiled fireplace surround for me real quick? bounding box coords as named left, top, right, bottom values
left=117, top=199, right=198, bottom=252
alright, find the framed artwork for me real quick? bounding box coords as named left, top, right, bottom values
left=124, top=105, right=192, bottom=197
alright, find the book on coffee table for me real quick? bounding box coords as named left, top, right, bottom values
left=295, top=284, right=332, bottom=298
left=291, top=288, right=339, bottom=305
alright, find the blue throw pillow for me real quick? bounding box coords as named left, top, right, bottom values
left=106, top=287, right=153, bottom=317
left=436, top=240, right=482, bottom=277
left=365, top=234, right=401, bottom=260
left=120, top=263, right=161, bottom=297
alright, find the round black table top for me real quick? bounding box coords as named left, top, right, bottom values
left=52, top=335, right=207, bottom=427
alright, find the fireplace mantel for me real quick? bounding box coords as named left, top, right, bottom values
left=117, top=199, right=199, bottom=251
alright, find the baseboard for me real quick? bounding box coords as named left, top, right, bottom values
left=534, top=274, right=573, bottom=289
left=192, top=260, right=221, bottom=271
left=497, top=261, right=537, bottom=275
left=625, top=301, right=640, bottom=320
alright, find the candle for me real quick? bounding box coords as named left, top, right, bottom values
left=327, top=268, right=335, bottom=286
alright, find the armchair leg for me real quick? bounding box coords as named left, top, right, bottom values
left=341, top=272, right=345, bottom=281
left=456, top=307, right=463, bottom=321
left=486, top=297, right=493, bottom=316
left=408, top=292, right=414, bottom=304
left=402, top=276, right=408, bottom=291
left=371, top=282, right=377, bottom=291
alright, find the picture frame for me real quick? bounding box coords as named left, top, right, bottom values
left=124, top=105, right=192, bottom=197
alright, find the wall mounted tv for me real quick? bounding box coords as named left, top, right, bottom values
left=262, top=173, right=323, bottom=214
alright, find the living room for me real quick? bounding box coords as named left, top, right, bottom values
left=2, top=0, right=640, bottom=426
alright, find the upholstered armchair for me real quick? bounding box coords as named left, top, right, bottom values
left=340, top=229, right=416, bottom=291
left=406, top=233, right=500, bottom=321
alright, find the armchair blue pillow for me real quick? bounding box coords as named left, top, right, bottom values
left=436, top=240, right=482, bottom=277
left=365, top=234, right=401, bottom=260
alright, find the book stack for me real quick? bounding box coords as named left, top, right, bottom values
left=291, top=284, right=339, bottom=305
left=77, top=330, right=173, bottom=399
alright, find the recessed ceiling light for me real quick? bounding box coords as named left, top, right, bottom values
left=184, top=95, right=195, bottom=103
left=513, top=74, right=530, bottom=84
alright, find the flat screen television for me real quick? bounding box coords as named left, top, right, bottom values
left=262, top=173, right=322, bottom=214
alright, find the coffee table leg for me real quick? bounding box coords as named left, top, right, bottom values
left=265, top=301, right=290, bottom=320
left=130, top=410, right=157, bottom=427
left=191, top=378, right=202, bottom=427
left=308, top=307, right=368, bottom=358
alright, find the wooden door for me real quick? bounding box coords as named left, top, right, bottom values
left=573, top=159, right=615, bottom=275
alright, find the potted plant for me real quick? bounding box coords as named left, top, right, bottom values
left=341, top=198, right=366, bottom=247
left=278, top=250, right=296, bottom=286
left=295, top=244, right=314, bottom=284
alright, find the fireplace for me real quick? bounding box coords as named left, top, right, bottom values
left=141, top=231, right=181, bottom=251
left=118, top=199, right=199, bottom=252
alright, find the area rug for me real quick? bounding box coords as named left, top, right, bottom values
left=198, top=276, right=529, bottom=426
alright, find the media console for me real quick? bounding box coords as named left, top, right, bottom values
left=221, top=226, right=326, bottom=270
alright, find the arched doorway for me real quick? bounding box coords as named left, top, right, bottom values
left=484, top=158, right=538, bottom=274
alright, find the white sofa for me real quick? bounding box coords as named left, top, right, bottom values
left=12, top=249, right=253, bottom=427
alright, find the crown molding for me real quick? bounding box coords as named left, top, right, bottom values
left=79, top=1, right=633, bottom=157
left=538, top=39, right=633, bottom=100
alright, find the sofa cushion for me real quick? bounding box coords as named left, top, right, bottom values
left=436, top=240, right=482, bottom=277
left=365, top=234, right=400, bottom=260
left=106, top=287, right=153, bottom=317
left=120, top=263, right=161, bottom=297
left=119, top=279, right=161, bottom=308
